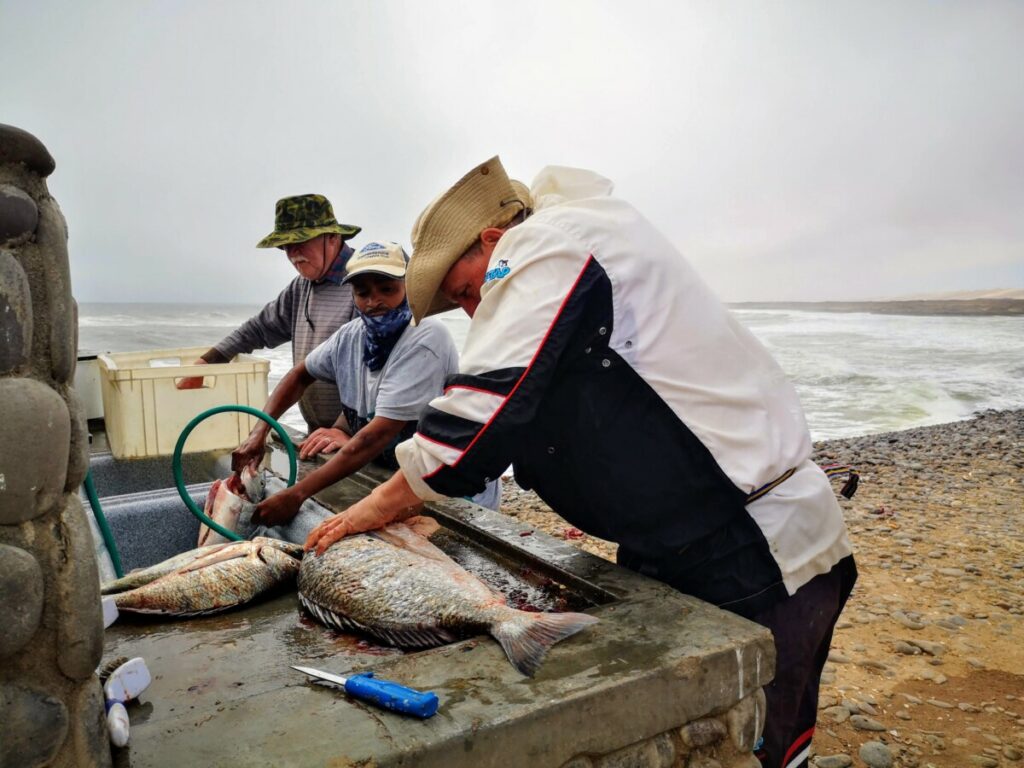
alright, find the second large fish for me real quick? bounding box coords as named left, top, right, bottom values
left=298, top=521, right=597, bottom=676
left=113, top=538, right=302, bottom=617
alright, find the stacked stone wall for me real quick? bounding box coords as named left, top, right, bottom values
left=558, top=689, right=767, bottom=768
left=0, top=124, right=110, bottom=767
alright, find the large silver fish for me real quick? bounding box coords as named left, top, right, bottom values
left=197, top=465, right=266, bottom=546
left=113, top=538, right=302, bottom=617
left=298, top=522, right=598, bottom=676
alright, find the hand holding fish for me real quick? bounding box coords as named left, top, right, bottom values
left=305, top=472, right=425, bottom=555
left=232, top=428, right=268, bottom=473
left=251, top=485, right=306, bottom=527
left=299, top=427, right=351, bottom=460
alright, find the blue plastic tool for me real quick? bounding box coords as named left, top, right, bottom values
left=292, top=665, right=439, bottom=719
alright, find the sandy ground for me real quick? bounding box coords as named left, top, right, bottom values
left=499, top=409, right=1024, bottom=768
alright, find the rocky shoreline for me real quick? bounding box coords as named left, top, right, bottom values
left=500, top=409, right=1024, bottom=768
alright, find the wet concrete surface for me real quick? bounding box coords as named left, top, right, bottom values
left=103, top=441, right=775, bottom=767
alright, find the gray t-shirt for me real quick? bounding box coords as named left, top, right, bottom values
left=304, top=317, right=500, bottom=511
left=305, top=317, right=457, bottom=424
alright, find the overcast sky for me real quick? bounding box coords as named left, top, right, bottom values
left=3, top=1, right=1022, bottom=303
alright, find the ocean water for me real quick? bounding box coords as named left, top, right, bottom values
left=78, top=303, right=1024, bottom=441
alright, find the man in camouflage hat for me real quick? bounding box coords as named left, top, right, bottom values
left=178, top=194, right=362, bottom=432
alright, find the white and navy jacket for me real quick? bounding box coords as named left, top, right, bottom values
left=397, top=167, right=852, bottom=615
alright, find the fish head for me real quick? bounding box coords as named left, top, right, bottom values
left=256, top=544, right=302, bottom=582
left=239, top=465, right=267, bottom=503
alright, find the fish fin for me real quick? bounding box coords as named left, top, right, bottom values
left=376, top=627, right=455, bottom=649
left=174, top=544, right=250, bottom=575
left=254, top=538, right=304, bottom=560
left=298, top=595, right=454, bottom=648
left=492, top=611, right=599, bottom=676
left=373, top=522, right=451, bottom=566
left=402, top=515, right=441, bottom=538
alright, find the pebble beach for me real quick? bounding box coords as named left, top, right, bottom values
left=500, top=409, right=1024, bottom=768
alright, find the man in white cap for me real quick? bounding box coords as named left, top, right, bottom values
left=233, top=240, right=499, bottom=527
left=305, top=158, right=856, bottom=768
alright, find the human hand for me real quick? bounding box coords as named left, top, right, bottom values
left=231, top=431, right=267, bottom=473
left=304, top=492, right=390, bottom=555
left=251, top=487, right=305, bottom=527
left=304, top=513, right=355, bottom=555
left=175, top=358, right=208, bottom=390
left=298, top=428, right=351, bottom=460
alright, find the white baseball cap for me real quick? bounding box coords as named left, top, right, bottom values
left=342, top=241, right=409, bottom=284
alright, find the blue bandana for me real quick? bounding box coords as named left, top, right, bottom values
left=359, top=299, right=413, bottom=371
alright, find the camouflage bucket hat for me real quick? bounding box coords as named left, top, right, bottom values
left=256, top=194, right=361, bottom=249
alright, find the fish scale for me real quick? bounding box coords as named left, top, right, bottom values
left=298, top=522, right=597, bottom=675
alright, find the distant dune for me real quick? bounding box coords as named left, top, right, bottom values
left=731, top=298, right=1024, bottom=316
left=879, top=288, right=1024, bottom=301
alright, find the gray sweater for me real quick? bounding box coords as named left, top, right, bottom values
left=214, top=269, right=356, bottom=430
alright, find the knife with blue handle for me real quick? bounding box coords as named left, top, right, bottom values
left=292, top=665, right=439, bottom=719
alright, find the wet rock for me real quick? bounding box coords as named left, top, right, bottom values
left=859, top=741, right=893, bottom=768
left=0, top=682, right=69, bottom=767
left=891, top=610, right=927, bottom=630
left=34, top=199, right=75, bottom=382
left=0, top=378, right=70, bottom=523
left=919, top=668, right=947, bottom=684
left=682, top=758, right=721, bottom=768
left=823, top=705, right=851, bottom=723
left=1004, top=745, right=1022, bottom=761
left=0, top=123, right=56, bottom=176
left=850, top=715, right=886, bottom=731
left=594, top=733, right=675, bottom=768
left=907, top=639, right=946, bottom=656
left=0, top=250, right=33, bottom=373
left=0, top=544, right=44, bottom=657
left=0, top=184, right=38, bottom=246
left=814, top=756, right=852, bottom=768
left=55, top=496, right=104, bottom=680
left=726, top=688, right=765, bottom=752
left=69, top=679, right=112, bottom=768
left=894, top=641, right=920, bottom=655
left=680, top=717, right=726, bottom=748
left=64, top=388, right=88, bottom=491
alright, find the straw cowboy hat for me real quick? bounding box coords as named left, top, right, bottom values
left=406, top=156, right=531, bottom=323
left=256, top=194, right=361, bottom=249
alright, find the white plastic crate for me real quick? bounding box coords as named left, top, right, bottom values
left=97, top=347, right=269, bottom=459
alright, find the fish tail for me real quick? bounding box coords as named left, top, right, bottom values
left=492, top=611, right=598, bottom=676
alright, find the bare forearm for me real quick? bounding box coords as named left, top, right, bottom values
left=292, top=420, right=405, bottom=501
left=250, top=364, right=314, bottom=439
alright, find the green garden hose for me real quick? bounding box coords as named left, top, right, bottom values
left=83, top=471, right=125, bottom=578
left=172, top=405, right=298, bottom=542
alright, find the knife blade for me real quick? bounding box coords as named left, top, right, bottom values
left=291, top=665, right=439, bottom=718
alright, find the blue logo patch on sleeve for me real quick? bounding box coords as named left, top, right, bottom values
left=484, top=259, right=511, bottom=283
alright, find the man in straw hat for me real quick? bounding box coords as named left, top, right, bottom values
left=305, top=157, right=856, bottom=768
left=177, top=194, right=362, bottom=432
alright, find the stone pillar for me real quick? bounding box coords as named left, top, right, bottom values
left=0, top=124, right=111, bottom=767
